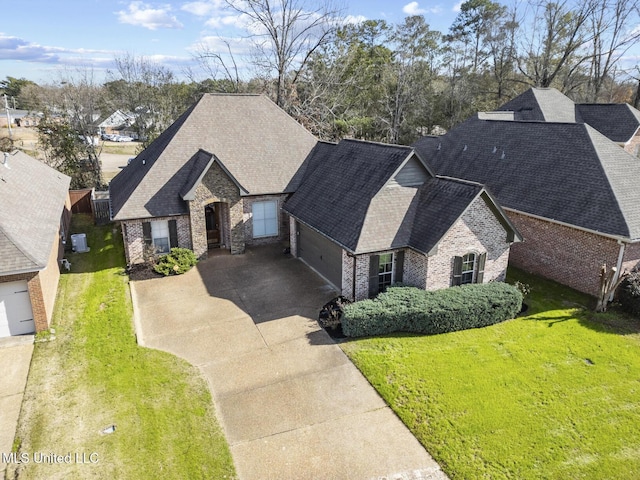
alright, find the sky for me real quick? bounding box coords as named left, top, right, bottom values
left=0, top=0, right=463, bottom=85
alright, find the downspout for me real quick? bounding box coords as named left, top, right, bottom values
left=610, top=240, right=626, bottom=301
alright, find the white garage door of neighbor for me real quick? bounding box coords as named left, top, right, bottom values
left=0, top=281, right=36, bottom=337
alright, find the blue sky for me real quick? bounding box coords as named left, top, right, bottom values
left=0, top=0, right=463, bottom=84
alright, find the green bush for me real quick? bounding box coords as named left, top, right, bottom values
left=154, top=248, right=198, bottom=276
left=618, top=270, right=640, bottom=317
left=342, top=283, right=522, bottom=337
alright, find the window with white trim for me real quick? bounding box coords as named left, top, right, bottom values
left=151, top=220, right=170, bottom=254
left=461, top=252, right=476, bottom=284
left=252, top=200, right=278, bottom=238
left=378, top=253, right=394, bottom=292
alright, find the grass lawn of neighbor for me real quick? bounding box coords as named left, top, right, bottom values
left=7, top=215, right=236, bottom=480
left=342, top=269, right=640, bottom=480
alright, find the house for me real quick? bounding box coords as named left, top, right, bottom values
left=109, top=94, right=318, bottom=265
left=98, top=110, right=137, bottom=138
left=0, top=150, right=71, bottom=337
left=414, top=87, right=640, bottom=296
left=283, top=139, right=522, bottom=301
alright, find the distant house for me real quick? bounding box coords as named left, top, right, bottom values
left=109, top=94, right=318, bottom=265
left=414, top=87, right=640, bottom=296
left=0, top=151, right=71, bottom=337
left=98, top=110, right=137, bottom=138
left=284, top=139, right=521, bottom=301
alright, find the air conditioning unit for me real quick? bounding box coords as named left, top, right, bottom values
left=70, top=233, right=90, bottom=253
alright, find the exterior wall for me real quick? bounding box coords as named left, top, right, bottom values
left=403, top=248, right=428, bottom=290
left=622, top=242, right=640, bottom=273
left=243, top=194, right=289, bottom=246
left=121, top=215, right=192, bottom=265
left=353, top=254, right=371, bottom=301
left=508, top=211, right=620, bottom=296
left=289, top=216, right=298, bottom=257
left=341, top=251, right=355, bottom=299
left=37, top=230, right=65, bottom=330
left=623, top=131, right=640, bottom=156
left=426, top=199, right=512, bottom=291
left=188, top=162, right=244, bottom=257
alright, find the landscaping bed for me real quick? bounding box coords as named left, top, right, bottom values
left=341, top=270, right=640, bottom=479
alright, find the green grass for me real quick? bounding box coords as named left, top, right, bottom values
left=9, top=215, right=236, bottom=480
left=341, top=269, right=640, bottom=480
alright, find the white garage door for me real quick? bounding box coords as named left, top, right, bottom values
left=0, top=281, right=35, bottom=337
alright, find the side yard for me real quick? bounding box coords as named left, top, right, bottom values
left=6, top=215, right=236, bottom=479
left=341, top=269, right=640, bottom=479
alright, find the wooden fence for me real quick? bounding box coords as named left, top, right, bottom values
left=69, top=189, right=111, bottom=225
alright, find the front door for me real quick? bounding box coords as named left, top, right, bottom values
left=205, top=204, right=221, bottom=249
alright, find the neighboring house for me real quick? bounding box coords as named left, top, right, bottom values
left=109, top=94, right=318, bottom=265
left=283, top=139, right=522, bottom=301
left=98, top=110, right=137, bottom=138
left=414, top=87, right=640, bottom=296
left=496, top=87, right=640, bottom=156
left=0, top=150, right=71, bottom=337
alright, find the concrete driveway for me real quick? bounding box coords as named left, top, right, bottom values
left=132, top=244, right=447, bottom=480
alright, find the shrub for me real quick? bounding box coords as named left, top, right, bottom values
left=618, top=270, right=640, bottom=317
left=153, top=248, right=198, bottom=276
left=342, top=283, right=522, bottom=338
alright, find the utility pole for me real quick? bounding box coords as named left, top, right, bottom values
left=3, top=94, right=13, bottom=140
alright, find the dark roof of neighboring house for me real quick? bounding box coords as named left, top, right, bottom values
left=109, top=94, right=317, bottom=221
left=413, top=115, right=640, bottom=240
left=497, top=87, right=581, bottom=123
left=0, top=150, right=70, bottom=275
left=576, top=103, right=640, bottom=143
left=284, top=139, right=519, bottom=254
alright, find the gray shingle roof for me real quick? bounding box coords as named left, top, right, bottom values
left=497, top=87, right=581, bottom=123
left=576, top=103, right=640, bottom=143
left=413, top=115, right=640, bottom=240
left=0, top=150, right=70, bottom=275
left=110, top=94, right=317, bottom=221
left=284, top=139, right=518, bottom=254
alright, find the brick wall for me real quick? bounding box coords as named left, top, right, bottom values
left=426, top=198, right=511, bottom=291
left=341, top=251, right=354, bottom=299
left=403, top=249, right=428, bottom=289
left=122, top=215, right=192, bottom=264
left=243, top=194, right=289, bottom=246
left=189, top=162, right=244, bottom=257
left=508, top=211, right=620, bottom=296
left=622, top=242, right=640, bottom=273
left=289, top=216, right=298, bottom=257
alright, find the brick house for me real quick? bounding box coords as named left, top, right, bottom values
left=0, top=150, right=71, bottom=337
left=283, top=139, right=521, bottom=301
left=413, top=87, right=640, bottom=296
left=109, top=94, right=318, bottom=264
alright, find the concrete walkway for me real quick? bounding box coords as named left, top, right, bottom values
left=0, top=335, right=34, bottom=477
left=132, top=245, right=448, bottom=480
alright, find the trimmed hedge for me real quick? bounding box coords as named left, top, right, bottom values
left=154, top=248, right=198, bottom=276
left=618, top=270, right=640, bottom=317
left=342, top=283, right=523, bottom=337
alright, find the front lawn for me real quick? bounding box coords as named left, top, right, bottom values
left=341, top=269, right=640, bottom=479
left=8, top=216, right=236, bottom=480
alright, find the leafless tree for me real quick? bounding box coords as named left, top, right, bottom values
left=224, top=0, right=344, bottom=109
left=193, top=39, right=243, bottom=92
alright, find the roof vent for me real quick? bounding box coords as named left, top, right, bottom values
left=437, top=142, right=441, bottom=151
left=501, top=150, right=506, bottom=160
left=2, top=152, right=9, bottom=169
left=463, top=144, right=468, bottom=151
left=492, top=146, right=497, bottom=154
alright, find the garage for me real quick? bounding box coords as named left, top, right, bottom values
left=297, top=222, right=343, bottom=289
left=0, top=281, right=35, bottom=337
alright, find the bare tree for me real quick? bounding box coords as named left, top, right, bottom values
left=224, top=0, right=344, bottom=108
left=193, top=39, right=243, bottom=92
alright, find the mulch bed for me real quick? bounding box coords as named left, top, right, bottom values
left=127, top=263, right=164, bottom=281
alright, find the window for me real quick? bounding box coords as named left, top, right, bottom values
left=378, top=253, right=394, bottom=292
left=151, top=220, right=170, bottom=254
left=460, top=253, right=476, bottom=284
left=252, top=200, right=278, bottom=238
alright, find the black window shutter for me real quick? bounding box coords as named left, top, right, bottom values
left=452, top=256, right=463, bottom=286
left=476, top=252, right=487, bottom=284
left=368, top=255, right=380, bottom=298
left=395, top=250, right=404, bottom=284
left=142, top=222, right=152, bottom=246
left=169, top=219, right=178, bottom=248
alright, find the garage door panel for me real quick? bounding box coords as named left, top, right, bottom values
left=298, top=223, right=342, bottom=289
left=0, top=281, right=36, bottom=337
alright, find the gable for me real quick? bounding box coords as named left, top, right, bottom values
left=388, top=155, right=431, bottom=187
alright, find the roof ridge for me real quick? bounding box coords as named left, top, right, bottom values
left=341, top=138, right=413, bottom=149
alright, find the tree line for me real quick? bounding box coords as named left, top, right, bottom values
left=2, top=0, right=640, bottom=186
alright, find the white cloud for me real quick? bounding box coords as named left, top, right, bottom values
left=117, top=2, right=183, bottom=30
left=403, top=1, right=427, bottom=15
left=343, top=14, right=367, bottom=25
left=0, top=33, right=112, bottom=65
left=181, top=0, right=224, bottom=17
left=453, top=1, right=464, bottom=12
